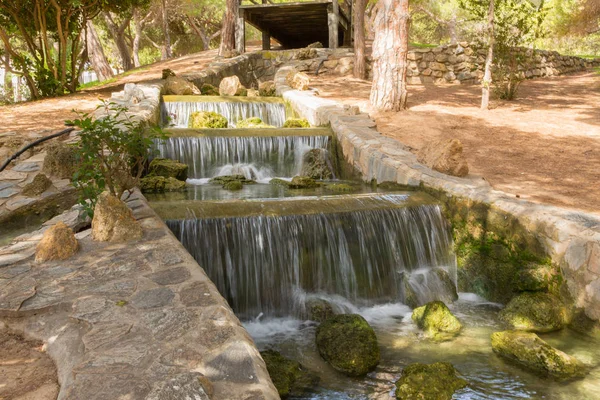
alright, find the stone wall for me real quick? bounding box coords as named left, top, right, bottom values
left=275, top=67, right=600, bottom=322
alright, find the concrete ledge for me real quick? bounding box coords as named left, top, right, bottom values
left=275, top=73, right=600, bottom=321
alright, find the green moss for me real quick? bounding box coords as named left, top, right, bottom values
left=315, top=314, right=380, bottom=377
left=269, top=178, right=290, bottom=187
left=324, top=183, right=355, bottom=193
left=491, top=330, right=586, bottom=380
left=223, top=180, right=243, bottom=191
left=200, top=83, right=219, bottom=96
left=283, top=118, right=310, bottom=128
left=498, top=292, right=571, bottom=333
left=412, top=301, right=462, bottom=341
left=306, top=299, right=336, bottom=322
left=148, top=158, right=188, bottom=181
left=378, top=181, right=410, bottom=191
left=515, top=263, right=562, bottom=293
left=236, top=117, right=275, bottom=129
left=395, top=362, right=468, bottom=400
left=289, top=176, right=318, bottom=189
left=188, top=111, right=228, bottom=128
left=140, top=176, right=186, bottom=193
left=261, top=350, right=319, bottom=398
left=209, top=175, right=255, bottom=185
left=115, top=300, right=128, bottom=307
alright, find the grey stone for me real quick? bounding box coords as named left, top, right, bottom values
left=0, top=263, right=31, bottom=279
left=146, top=266, right=191, bottom=286
left=159, top=346, right=204, bottom=368
left=0, top=170, right=27, bottom=180
left=180, top=281, right=218, bottom=307
left=82, top=321, right=133, bottom=350
left=0, top=187, right=19, bottom=198
left=5, top=196, right=36, bottom=211
left=20, top=285, right=68, bottom=311
left=0, top=276, right=36, bottom=311
left=13, top=162, right=40, bottom=172
left=142, top=308, right=196, bottom=341
left=0, top=182, right=15, bottom=191
left=130, top=287, right=175, bottom=309
left=147, top=372, right=210, bottom=400
left=204, top=341, right=260, bottom=383
left=65, top=374, right=151, bottom=400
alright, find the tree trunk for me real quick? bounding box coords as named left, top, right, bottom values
left=103, top=12, right=133, bottom=71
left=132, top=8, right=146, bottom=67
left=161, top=0, right=172, bottom=59
left=481, top=0, right=494, bottom=110
left=219, top=0, right=237, bottom=55
left=86, top=21, right=113, bottom=81
left=353, top=0, right=367, bottom=79
left=369, top=0, right=410, bottom=111
left=3, top=53, right=13, bottom=102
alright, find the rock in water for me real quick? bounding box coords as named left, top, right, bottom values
left=289, top=176, right=318, bottom=189
left=286, top=72, right=310, bottom=91
left=236, top=117, right=275, bottom=129
left=412, top=301, right=462, bottom=341
left=148, top=158, right=189, bottom=181
left=395, top=362, right=468, bottom=400
left=163, top=76, right=200, bottom=95
left=188, top=111, right=228, bottom=129
left=35, top=222, right=78, bottom=262
left=259, top=81, right=277, bottom=97
left=306, top=298, right=336, bottom=322
left=499, top=292, right=571, bottom=333
left=283, top=118, right=311, bottom=128
left=92, top=192, right=142, bottom=242
left=260, top=350, right=319, bottom=398
left=22, top=173, right=52, bottom=197
left=569, top=309, right=600, bottom=339
left=315, top=314, right=380, bottom=376
left=300, top=149, right=332, bottom=179
left=140, top=176, right=186, bottom=193
left=491, top=330, right=586, bottom=380
left=219, top=76, right=247, bottom=96
left=417, top=138, right=469, bottom=177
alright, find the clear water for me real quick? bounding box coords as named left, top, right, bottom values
left=161, top=100, right=287, bottom=128
left=244, top=293, right=600, bottom=400
left=154, top=136, right=330, bottom=179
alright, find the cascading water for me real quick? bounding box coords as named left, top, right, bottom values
left=162, top=100, right=287, bottom=127
left=167, top=198, right=457, bottom=320
left=154, top=135, right=330, bottom=179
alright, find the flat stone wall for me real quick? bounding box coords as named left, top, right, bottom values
left=275, top=67, right=600, bottom=321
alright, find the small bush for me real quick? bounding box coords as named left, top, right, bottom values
left=67, top=101, right=165, bottom=216
left=283, top=118, right=310, bottom=128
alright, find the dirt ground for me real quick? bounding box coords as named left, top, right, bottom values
left=312, top=71, right=600, bottom=214
left=0, top=326, right=59, bottom=400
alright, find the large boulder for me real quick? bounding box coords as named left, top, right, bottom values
left=286, top=72, right=310, bottom=91
left=315, top=314, right=380, bottom=377
left=22, top=174, right=52, bottom=197
left=140, top=176, right=187, bottom=193
left=91, top=192, right=143, bottom=242
left=148, top=158, right=188, bottom=181
left=42, top=142, right=76, bottom=179
left=283, top=118, right=310, bottom=128
left=35, top=221, right=78, bottom=262
left=258, top=81, right=277, bottom=97
left=163, top=76, right=200, bottom=95
left=306, top=298, right=336, bottom=323
left=219, top=76, right=247, bottom=96
left=235, top=117, right=275, bottom=129
left=260, top=350, right=319, bottom=398
left=395, top=362, right=468, bottom=400
left=412, top=301, right=462, bottom=341
left=498, top=292, right=571, bottom=333
left=188, top=111, right=228, bottom=129
left=491, top=330, right=586, bottom=380
left=300, top=149, right=333, bottom=180
left=515, top=263, right=560, bottom=293
left=417, top=138, right=469, bottom=177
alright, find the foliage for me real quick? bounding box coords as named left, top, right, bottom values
left=66, top=100, right=165, bottom=216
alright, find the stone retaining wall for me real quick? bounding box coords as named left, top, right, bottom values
left=275, top=67, right=600, bottom=321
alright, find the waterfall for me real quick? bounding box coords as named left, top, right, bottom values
left=167, top=200, right=457, bottom=319
left=154, top=136, right=330, bottom=179
left=162, top=100, right=287, bottom=128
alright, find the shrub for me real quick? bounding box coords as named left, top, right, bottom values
left=67, top=101, right=165, bottom=216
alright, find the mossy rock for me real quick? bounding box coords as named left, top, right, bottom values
left=491, top=330, right=586, bottom=380
left=260, top=350, right=319, bottom=398
left=435, top=268, right=459, bottom=303
left=412, top=301, right=462, bottom=341
left=395, top=362, right=468, bottom=400
left=515, top=263, right=560, bottom=292
left=43, top=142, right=77, bottom=179
left=236, top=117, right=275, bottom=129
left=269, top=178, right=290, bottom=187
left=289, top=176, right=318, bottom=189
left=324, top=183, right=356, bottom=193
left=306, top=299, right=336, bottom=323
left=148, top=158, right=188, bottom=181
left=498, top=292, right=571, bottom=333
left=140, top=176, right=186, bottom=193
left=569, top=309, right=600, bottom=339
left=189, top=111, right=228, bottom=128
left=315, top=314, right=380, bottom=377
left=200, top=83, right=219, bottom=96
left=22, top=174, right=52, bottom=197
left=223, top=180, right=243, bottom=191
left=300, top=149, right=333, bottom=180
left=209, top=175, right=255, bottom=185
left=377, top=181, right=408, bottom=191
left=283, top=118, right=310, bottom=128
left=403, top=280, right=419, bottom=309
left=259, top=81, right=277, bottom=96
